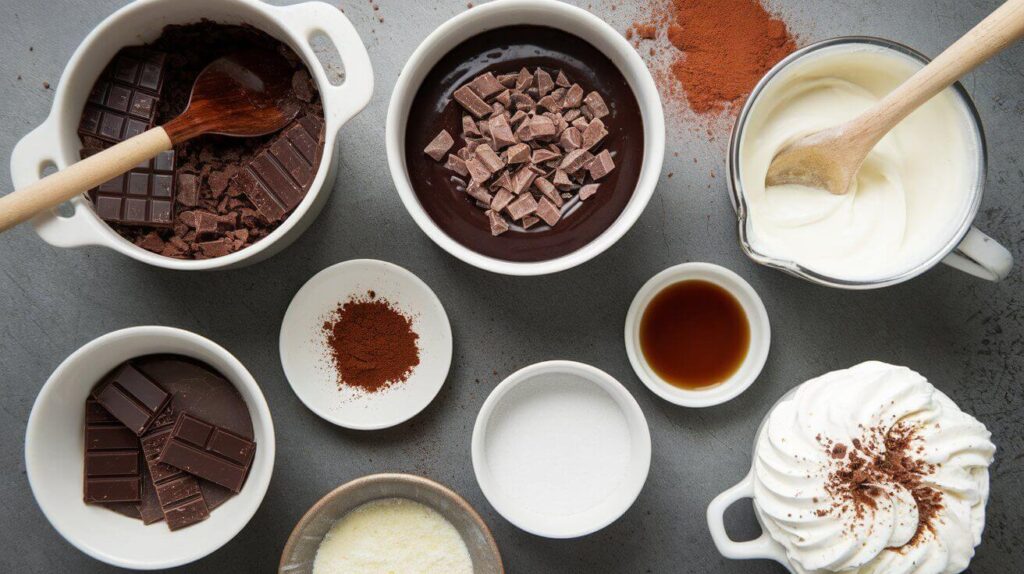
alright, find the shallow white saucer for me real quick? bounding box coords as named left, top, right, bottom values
left=279, top=259, right=453, bottom=430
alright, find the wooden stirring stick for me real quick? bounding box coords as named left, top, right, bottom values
left=0, top=49, right=300, bottom=232
left=765, top=0, right=1024, bottom=195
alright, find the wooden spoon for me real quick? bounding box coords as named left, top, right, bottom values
left=765, top=0, right=1024, bottom=195
left=0, top=49, right=300, bottom=232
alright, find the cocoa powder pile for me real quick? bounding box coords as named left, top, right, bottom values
left=816, top=422, right=942, bottom=549
left=322, top=292, right=420, bottom=393
left=628, top=0, right=798, bottom=117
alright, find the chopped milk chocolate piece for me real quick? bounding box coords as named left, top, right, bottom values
left=475, top=144, right=505, bottom=174
left=491, top=171, right=513, bottom=192
left=556, top=70, right=571, bottom=88
left=564, top=84, right=585, bottom=108
left=553, top=170, right=573, bottom=190
left=424, top=129, right=454, bottom=161
left=534, top=177, right=563, bottom=207
left=511, top=92, right=536, bottom=112
left=588, top=149, right=616, bottom=180
left=469, top=72, right=504, bottom=99
left=532, top=148, right=561, bottom=164
left=537, top=95, right=562, bottom=113
left=488, top=115, right=517, bottom=149
left=445, top=154, right=469, bottom=177
left=581, top=119, right=608, bottom=150
left=560, top=149, right=593, bottom=173
left=571, top=117, right=589, bottom=131
left=506, top=143, right=532, bottom=164
left=583, top=91, right=610, bottom=119
left=491, top=188, right=515, bottom=213
left=466, top=182, right=493, bottom=206
left=511, top=165, right=538, bottom=194
left=560, top=127, right=582, bottom=151
left=463, top=115, right=481, bottom=137
left=536, top=69, right=554, bottom=97
left=177, top=173, right=199, bottom=207
left=495, top=89, right=512, bottom=108
left=563, top=108, right=581, bottom=123
left=514, top=118, right=533, bottom=142
left=579, top=183, right=600, bottom=200
left=465, top=157, right=492, bottom=183
left=521, top=215, right=541, bottom=229
left=535, top=196, right=562, bottom=226
left=515, top=67, right=533, bottom=91
left=477, top=119, right=491, bottom=137
left=509, top=110, right=528, bottom=126
left=454, top=85, right=492, bottom=118
left=497, top=73, right=518, bottom=88
left=529, top=115, right=557, bottom=139
left=491, top=102, right=506, bottom=117
left=486, top=210, right=509, bottom=236
left=506, top=193, right=538, bottom=220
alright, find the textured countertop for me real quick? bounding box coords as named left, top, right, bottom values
left=1, top=0, right=1022, bottom=572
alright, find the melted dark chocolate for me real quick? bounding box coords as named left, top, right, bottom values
left=404, top=26, right=645, bottom=262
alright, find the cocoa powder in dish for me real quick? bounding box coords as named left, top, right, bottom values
left=322, top=292, right=420, bottom=393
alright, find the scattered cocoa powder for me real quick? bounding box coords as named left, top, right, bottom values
left=322, top=291, right=420, bottom=393
left=628, top=0, right=798, bottom=118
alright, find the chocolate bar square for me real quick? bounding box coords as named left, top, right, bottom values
left=85, top=149, right=177, bottom=227
left=79, top=48, right=167, bottom=145
left=84, top=399, right=142, bottom=504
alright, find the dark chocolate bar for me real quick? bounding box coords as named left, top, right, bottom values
left=78, top=48, right=167, bottom=144
left=141, top=424, right=210, bottom=530
left=158, top=413, right=256, bottom=493
left=231, top=114, right=324, bottom=222
left=83, top=148, right=177, bottom=227
left=84, top=399, right=142, bottom=503
left=93, top=363, right=172, bottom=436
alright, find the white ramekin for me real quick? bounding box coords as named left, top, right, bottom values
left=10, top=0, right=374, bottom=270
left=624, top=263, right=771, bottom=408
left=25, top=326, right=276, bottom=570
left=386, top=0, right=666, bottom=276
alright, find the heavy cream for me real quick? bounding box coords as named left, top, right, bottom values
left=739, top=45, right=980, bottom=281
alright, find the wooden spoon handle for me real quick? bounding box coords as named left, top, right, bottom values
left=860, top=0, right=1024, bottom=141
left=0, top=127, right=173, bottom=233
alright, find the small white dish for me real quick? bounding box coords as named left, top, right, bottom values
left=25, top=326, right=275, bottom=570
left=471, top=361, right=651, bottom=538
left=279, top=259, right=453, bottom=430
left=624, top=262, right=771, bottom=408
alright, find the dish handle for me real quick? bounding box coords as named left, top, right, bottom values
left=10, top=119, right=111, bottom=248
left=275, top=1, right=375, bottom=134
left=706, top=470, right=790, bottom=567
left=942, top=226, right=1013, bottom=281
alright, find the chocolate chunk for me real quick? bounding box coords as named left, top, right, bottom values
left=515, top=67, right=533, bottom=91
left=93, top=363, right=172, bottom=436
left=424, top=129, right=455, bottom=161
left=491, top=188, right=515, bottom=213
left=469, top=72, right=504, bottom=99
left=535, top=196, right=562, bottom=226
left=291, top=69, right=315, bottom=102
left=579, top=183, right=600, bottom=200
left=454, top=85, right=492, bottom=118
left=553, top=170, right=574, bottom=190
left=491, top=170, right=513, bottom=192
left=528, top=115, right=557, bottom=140
left=521, top=215, right=541, bottom=229
left=514, top=117, right=533, bottom=142
left=157, top=413, right=256, bottom=493
left=581, top=118, right=608, bottom=150
left=465, top=157, right=492, bottom=184
left=564, top=84, right=585, bottom=109
left=495, top=90, right=512, bottom=108
left=88, top=149, right=176, bottom=228
left=556, top=70, right=571, bottom=88
left=511, top=165, right=539, bottom=195
left=141, top=426, right=210, bottom=530
left=445, top=154, right=469, bottom=177
left=532, top=148, right=561, bottom=164
left=559, top=127, right=582, bottom=151
left=563, top=108, right=581, bottom=123
left=571, top=117, right=589, bottom=131
left=486, top=210, right=509, bottom=236
left=198, top=238, right=234, bottom=258
left=497, top=73, right=518, bottom=88
left=559, top=149, right=594, bottom=174
left=462, top=114, right=481, bottom=137
left=506, top=143, right=531, bottom=164
left=588, top=149, right=616, bottom=180
left=534, top=177, right=563, bottom=207
left=466, top=182, right=493, bottom=206
left=177, top=173, right=200, bottom=207
left=583, top=91, right=610, bottom=119
left=488, top=115, right=517, bottom=150
left=475, top=144, right=505, bottom=173
left=535, top=69, right=554, bottom=97
left=78, top=48, right=167, bottom=144
left=506, top=193, right=538, bottom=221
left=84, top=399, right=142, bottom=503
left=537, top=95, right=562, bottom=113
left=138, top=231, right=165, bottom=253
left=232, top=116, right=323, bottom=222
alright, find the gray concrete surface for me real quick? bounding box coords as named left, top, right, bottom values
left=1, top=0, right=1022, bottom=572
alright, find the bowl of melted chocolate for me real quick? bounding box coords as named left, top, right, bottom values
left=388, top=0, right=665, bottom=275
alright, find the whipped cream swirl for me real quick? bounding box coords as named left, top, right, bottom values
left=754, top=361, right=994, bottom=574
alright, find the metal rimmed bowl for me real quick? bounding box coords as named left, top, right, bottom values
left=279, top=474, right=503, bottom=574
left=728, top=36, right=1012, bottom=289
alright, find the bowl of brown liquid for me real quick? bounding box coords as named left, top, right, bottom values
left=624, top=263, right=770, bottom=407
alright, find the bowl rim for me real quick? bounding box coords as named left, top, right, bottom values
left=471, top=360, right=652, bottom=538
left=624, top=262, right=771, bottom=407
left=24, top=325, right=275, bottom=570
left=385, top=0, right=666, bottom=276
left=17, top=0, right=359, bottom=270
left=278, top=473, right=504, bottom=573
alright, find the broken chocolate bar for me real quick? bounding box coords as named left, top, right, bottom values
left=84, top=148, right=176, bottom=228
left=158, top=413, right=256, bottom=493
left=231, top=114, right=324, bottom=222
left=141, top=425, right=210, bottom=530
left=79, top=48, right=167, bottom=144
left=84, top=399, right=143, bottom=503
left=93, top=363, right=172, bottom=436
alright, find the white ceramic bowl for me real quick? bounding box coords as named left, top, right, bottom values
left=25, top=326, right=275, bottom=570
left=10, top=0, right=373, bottom=270
left=386, top=0, right=665, bottom=276
left=279, top=473, right=503, bottom=574
left=471, top=361, right=651, bottom=538
left=624, top=262, right=770, bottom=407
left=279, top=259, right=453, bottom=430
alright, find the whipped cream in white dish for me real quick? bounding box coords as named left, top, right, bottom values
left=739, top=45, right=980, bottom=281
left=754, top=361, right=995, bottom=574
